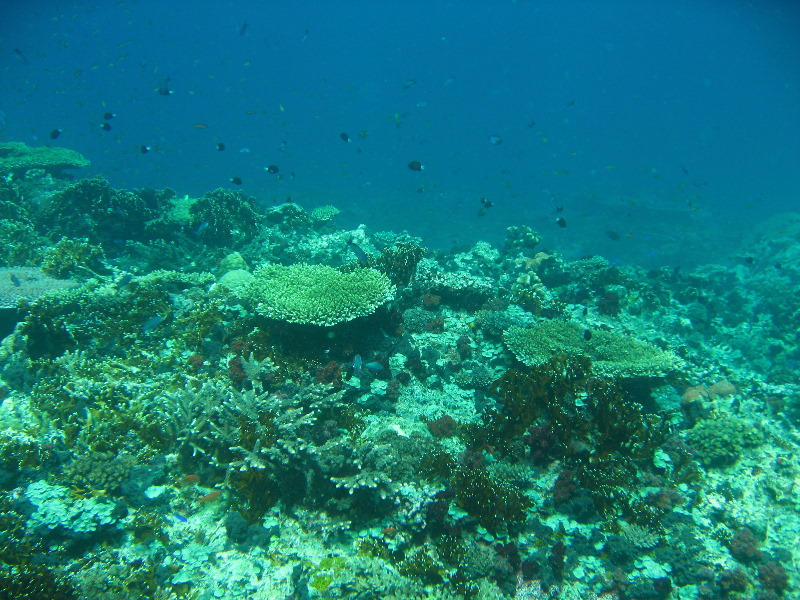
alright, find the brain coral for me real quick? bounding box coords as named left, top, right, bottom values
left=245, top=263, right=395, bottom=326
left=504, top=319, right=681, bottom=378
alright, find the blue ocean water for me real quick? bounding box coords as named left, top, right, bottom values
left=1, top=0, right=798, bottom=266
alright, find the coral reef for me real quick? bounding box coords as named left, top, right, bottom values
left=0, top=153, right=797, bottom=599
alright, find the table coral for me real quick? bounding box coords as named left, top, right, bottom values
left=245, top=263, right=395, bottom=326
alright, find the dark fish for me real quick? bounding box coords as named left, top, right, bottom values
left=216, top=142, right=225, bottom=151
left=583, top=329, right=592, bottom=341
left=192, top=222, right=209, bottom=238
left=606, top=230, right=621, bottom=241
left=116, top=274, right=134, bottom=290
left=339, top=132, right=351, bottom=142
left=265, top=165, right=279, bottom=174
left=744, top=256, right=755, bottom=265
left=239, top=22, right=249, bottom=36
left=13, top=48, right=29, bottom=65
left=140, top=145, right=151, bottom=154
left=9, top=273, right=22, bottom=287
left=141, top=315, right=165, bottom=334
left=556, top=217, right=567, bottom=228
left=230, top=176, right=243, bottom=185
left=347, top=239, right=368, bottom=263
left=158, top=76, right=173, bottom=96
left=49, top=128, right=62, bottom=139
left=103, top=112, right=116, bottom=120
left=478, top=197, right=494, bottom=217
left=488, top=134, right=503, bottom=145
left=99, top=122, right=111, bottom=131
left=527, top=120, right=536, bottom=128
left=408, top=160, right=424, bottom=171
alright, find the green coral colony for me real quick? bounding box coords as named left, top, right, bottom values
left=0, top=141, right=796, bottom=600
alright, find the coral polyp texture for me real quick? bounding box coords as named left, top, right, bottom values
left=244, top=263, right=395, bottom=326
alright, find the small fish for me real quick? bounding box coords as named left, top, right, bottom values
left=140, top=145, right=151, bottom=154
left=347, top=239, right=368, bottom=262
left=179, top=474, right=201, bottom=486
left=9, top=273, right=22, bottom=287
left=13, top=48, right=29, bottom=65
left=606, top=230, right=621, bottom=241
left=478, top=197, right=494, bottom=217
left=556, top=217, right=567, bottom=228
left=407, top=160, right=424, bottom=171
left=192, top=221, right=209, bottom=237
left=239, top=147, right=250, bottom=153
left=352, top=354, right=363, bottom=371
left=115, top=274, right=134, bottom=290
left=216, top=142, right=225, bottom=151
left=157, top=76, right=173, bottom=96
left=488, top=134, right=503, bottom=145
left=193, top=124, right=208, bottom=129
left=339, top=132, right=351, bottom=142
left=141, top=315, right=165, bottom=334
left=402, top=79, right=417, bottom=89
left=265, top=165, right=279, bottom=174
left=198, top=490, right=222, bottom=504
left=49, top=128, right=62, bottom=139
left=239, top=22, right=249, bottom=36
left=99, top=122, right=111, bottom=131
left=583, top=329, right=593, bottom=341
left=174, top=514, right=188, bottom=523
left=363, top=361, right=384, bottom=373
left=230, top=176, right=243, bottom=185
left=103, top=112, right=116, bottom=120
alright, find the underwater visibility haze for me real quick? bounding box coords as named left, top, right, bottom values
left=0, top=1, right=799, bottom=599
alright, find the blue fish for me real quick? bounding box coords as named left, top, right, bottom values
left=363, top=361, right=384, bottom=373
left=352, top=354, right=362, bottom=371
left=142, top=315, right=165, bottom=334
